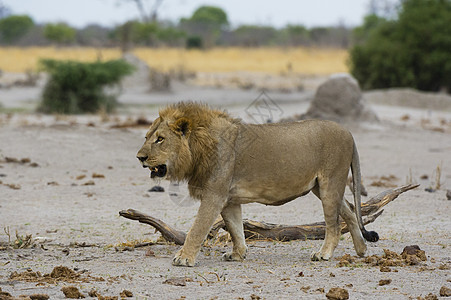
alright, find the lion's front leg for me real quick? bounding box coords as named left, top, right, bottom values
left=221, top=203, right=247, bottom=261
left=172, top=196, right=225, bottom=267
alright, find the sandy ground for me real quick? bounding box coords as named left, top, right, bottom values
left=0, top=78, right=450, bottom=299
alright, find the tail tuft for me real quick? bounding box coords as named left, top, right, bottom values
left=363, top=230, right=379, bottom=242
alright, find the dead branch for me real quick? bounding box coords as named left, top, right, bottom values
left=119, top=184, right=419, bottom=244
left=118, top=209, right=186, bottom=245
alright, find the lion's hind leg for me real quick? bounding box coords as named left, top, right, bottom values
left=310, top=177, right=345, bottom=261
left=339, top=199, right=367, bottom=257
left=221, top=203, right=247, bottom=261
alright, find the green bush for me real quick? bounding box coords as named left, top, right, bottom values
left=186, top=36, right=203, bottom=49
left=43, top=23, right=76, bottom=45
left=349, top=0, right=451, bottom=92
left=39, top=59, right=134, bottom=114
left=0, top=15, right=34, bottom=44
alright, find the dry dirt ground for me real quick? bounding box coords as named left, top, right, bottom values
left=0, top=79, right=450, bottom=299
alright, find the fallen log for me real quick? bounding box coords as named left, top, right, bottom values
left=119, top=209, right=186, bottom=245
left=119, top=184, right=419, bottom=245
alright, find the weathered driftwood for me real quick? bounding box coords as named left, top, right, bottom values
left=119, top=209, right=187, bottom=245
left=119, top=184, right=419, bottom=245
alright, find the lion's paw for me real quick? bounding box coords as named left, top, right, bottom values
left=310, top=251, right=330, bottom=261
left=223, top=251, right=246, bottom=262
left=172, top=253, right=195, bottom=267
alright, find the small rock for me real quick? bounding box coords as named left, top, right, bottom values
left=88, top=289, right=99, bottom=297
left=250, top=295, right=261, bottom=300
left=424, top=293, right=438, bottom=300
left=440, top=286, right=451, bottom=297
left=379, top=279, right=392, bottom=286
left=82, top=180, right=95, bottom=186
left=29, top=294, right=50, bottom=300
left=326, top=287, right=349, bottom=300
left=163, top=277, right=187, bottom=286
left=5, top=157, right=19, bottom=163
left=61, top=286, right=85, bottom=299
left=446, top=190, right=451, bottom=200
left=0, top=287, right=12, bottom=297
left=149, top=185, right=164, bottom=192
left=380, top=266, right=391, bottom=272
left=92, top=173, right=105, bottom=178
left=120, top=290, right=133, bottom=298
left=76, top=175, right=86, bottom=180
left=401, top=245, right=426, bottom=261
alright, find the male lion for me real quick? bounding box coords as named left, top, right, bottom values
left=137, top=102, right=378, bottom=267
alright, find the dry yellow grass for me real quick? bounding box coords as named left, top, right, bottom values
left=0, top=46, right=348, bottom=75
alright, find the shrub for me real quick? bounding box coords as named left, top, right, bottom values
left=349, top=0, right=451, bottom=92
left=186, top=36, right=203, bottom=49
left=38, top=59, right=134, bottom=114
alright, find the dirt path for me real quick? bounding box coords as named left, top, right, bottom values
left=0, top=99, right=450, bottom=299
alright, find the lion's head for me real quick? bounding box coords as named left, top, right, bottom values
left=137, top=102, right=235, bottom=184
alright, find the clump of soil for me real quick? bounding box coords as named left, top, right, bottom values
left=10, top=269, right=44, bottom=282
left=61, top=286, right=85, bottom=299
left=326, top=287, right=349, bottom=300
left=370, top=175, right=399, bottom=188
left=0, top=287, right=12, bottom=298
left=336, top=254, right=356, bottom=267
left=440, top=286, right=451, bottom=297
left=1, top=156, right=39, bottom=167
left=337, top=246, right=428, bottom=270
left=379, top=279, right=392, bottom=286
left=9, top=266, right=105, bottom=284
left=50, top=266, right=79, bottom=280
left=120, top=290, right=133, bottom=298
left=163, top=277, right=191, bottom=286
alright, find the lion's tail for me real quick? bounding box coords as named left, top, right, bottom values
left=351, top=140, right=379, bottom=243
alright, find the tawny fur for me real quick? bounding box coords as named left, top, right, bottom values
left=137, top=102, right=378, bottom=267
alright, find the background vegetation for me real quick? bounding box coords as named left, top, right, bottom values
left=349, top=0, right=451, bottom=92
left=0, top=0, right=449, bottom=93
left=39, top=59, right=134, bottom=114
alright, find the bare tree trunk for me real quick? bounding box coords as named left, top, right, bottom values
left=119, top=184, right=419, bottom=245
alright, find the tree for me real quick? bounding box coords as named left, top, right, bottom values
left=180, top=5, right=228, bottom=47
left=190, top=6, right=228, bottom=28
left=44, top=23, right=76, bottom=45
left=349, top=0, right=451, bottom=92
left=0, top=15, right=34, bottom=44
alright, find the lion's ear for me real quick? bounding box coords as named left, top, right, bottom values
left=171, top=118, right=192, bottom=136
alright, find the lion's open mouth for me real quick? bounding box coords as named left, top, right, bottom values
left=150, top=164, right=167, bottom=178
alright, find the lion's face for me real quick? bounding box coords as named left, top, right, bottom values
left=137, top=117, right=193, bottom=181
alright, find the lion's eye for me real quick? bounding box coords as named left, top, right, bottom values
left=155, top=136, right=164, bottom=143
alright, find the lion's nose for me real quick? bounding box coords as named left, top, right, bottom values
left=137, top=155, right=148, bottom=163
